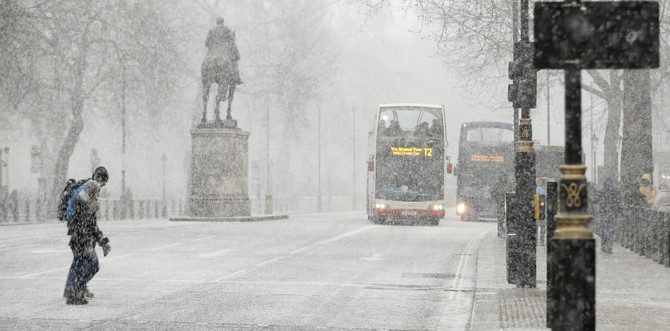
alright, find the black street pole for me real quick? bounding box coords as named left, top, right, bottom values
left=513, top=0, right=520, bottom=143
left=534, top=0, right=660, bottom=328
left=318, top=104, right=322, bottom=213
left=352, top=105, right=357, bottom=211
left=507, top=0, right=524, bottom=285
left=0, top=149, right=3, bottom=192
left=161, top=154, right=167, bottom=218
left=121, top=65, right=127, bottom=219
left=514, top=0, right=537, bottom=288
left=548, top=65, right=596, bottom=330
left=266, top=101, right=272, bottom=215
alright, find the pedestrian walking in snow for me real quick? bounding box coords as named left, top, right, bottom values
left=652, top=182, right=670, bottom=213
left=639, top=173, right=657, bottom=207
left=595, top=178, right=620, bottom=254
left=63, top=167, right=109, bottom=305
left=64, top=180, right=110, bottom=305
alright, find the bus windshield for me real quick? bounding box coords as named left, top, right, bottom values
left=465, top=127, right=514, bottom=144
left=377, top=106, right=444, bottom=138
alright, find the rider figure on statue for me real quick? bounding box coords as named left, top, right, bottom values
left=206, top=17, right=242, bottom=85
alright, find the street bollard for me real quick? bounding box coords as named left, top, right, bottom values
left=25, top=199, right=30, bottom=223
left=635, top=207, right=644, bottom=255
left=505, top=193, right=520, bottom=285
left=663, top=213, right=670, bottom=267
left=623, top=207, right=632, bottom=250
left=638, top=208, right=645, bottom=255
left=545, top=181, right=558, bottom=327
left=651, top=211, right=661, bottom=263
left=645, top=210, right=653, bottom=259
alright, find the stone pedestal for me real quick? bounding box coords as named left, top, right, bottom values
left=189, top=127, right=250, bottom=217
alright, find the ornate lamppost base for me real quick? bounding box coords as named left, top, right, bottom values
left=548, top=238, right=596, bottom=330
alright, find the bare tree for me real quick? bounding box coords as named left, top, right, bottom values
left=353, top=0, right=513, bottom=93
left=583, top=71, right=623, bottom=182
left=0, top=0, right=184, bottom=216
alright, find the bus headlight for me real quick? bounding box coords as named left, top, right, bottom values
left=375, top=203, right=387, bottom=209
left=456, top=202, right=467, bottom=215
left=432, top=204, right=444, bottom=211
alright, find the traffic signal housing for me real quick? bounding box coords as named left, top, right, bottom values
left=508, top=41, right=537, bottom=109
left=534, top=193, right=546, bottom=220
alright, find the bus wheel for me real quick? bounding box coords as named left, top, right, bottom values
left=429, top=217, right=440, bottom=226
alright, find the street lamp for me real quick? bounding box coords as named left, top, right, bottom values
left=161, top=153, right=167, bottom=218
left=534, top=1, right=660, bottom=327
left=0, top=148, right=3, bottom=192
left=2, top=147, right=8, bottom=195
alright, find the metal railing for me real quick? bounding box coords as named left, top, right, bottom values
left=592, top=203, right=670, bottom=268
left=0, top=198, right=186, bottom=224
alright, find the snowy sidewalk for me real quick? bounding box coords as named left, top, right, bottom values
left=470, top=229, right=670, bottom=330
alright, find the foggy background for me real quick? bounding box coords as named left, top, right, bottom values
left=2, top=0, right=669, bottom=214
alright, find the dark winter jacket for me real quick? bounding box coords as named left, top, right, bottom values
left=491, top=178, right=511, bottom=204
left=595, top=178, right=621, bottom=217
left=69, top=181, right=103, bottom=249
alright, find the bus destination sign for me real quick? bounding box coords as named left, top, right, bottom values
left=391, top=147, right=433, bottom=157
left=471, top=155, right=504, bottom=162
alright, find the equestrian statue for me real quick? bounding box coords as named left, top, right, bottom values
left=201, top=17, right=243, bottom=128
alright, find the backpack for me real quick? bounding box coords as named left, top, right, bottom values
left=57, top=178, right=88, bottom=221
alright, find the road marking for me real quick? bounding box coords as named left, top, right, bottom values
left=199, top=249, right=232, bottom=258
left=2, top=235, right=39, bottom=242
left=449, top=229, right=487, bottom=300
left=214, top=226, right=377, bottom=281
left=18, top=253, right=137, bottom=278
left=289, top=226, right=376, bottom=255
left=30, top=249, right=71, bottom=254
left=1, top=276, right=369, bottom=289
left=289, top=247, right=309, bottom=255
left=360, top=253, right=385, bottom=262
left=104, top=253, right=138, bottom=262
left=0, top=244, right=39, bottom=252
left=81, top=320, right=112, bottom=331
left=191, top=236, right=215, bottom=242
left=315, top=225, right=376, bottom=246
left=213, top=269, right=247, bottom=282
left=150, top=243, right=182, bottom=252
left=256, top=256, right=287, bottom=267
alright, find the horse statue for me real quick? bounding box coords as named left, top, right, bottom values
left=201, top=31, right=240, bottom=128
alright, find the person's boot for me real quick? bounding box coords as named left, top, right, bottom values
left=82, top=286, right=94, bottom=298
left=66, top=290, right=88, bottom=305
left=234, top=73, right=243, bottom=85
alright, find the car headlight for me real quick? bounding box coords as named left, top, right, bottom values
left=456, top=202, right=467, bottom=215
left=432, top=204, right=444, bottom=211
left=375, top=203, right=387, bottom=209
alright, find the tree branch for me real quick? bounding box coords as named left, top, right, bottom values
left=582, top=84, right=605, bottom=99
